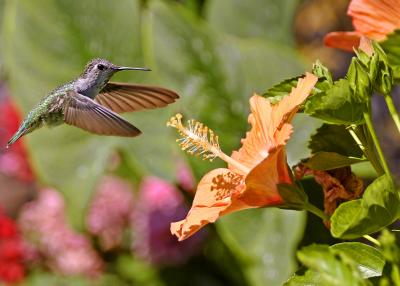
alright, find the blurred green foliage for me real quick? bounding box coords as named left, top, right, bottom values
left=0, top=0, right=328, bottom=285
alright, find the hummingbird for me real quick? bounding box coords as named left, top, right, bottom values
left=6, top=58, right=179, bottom=147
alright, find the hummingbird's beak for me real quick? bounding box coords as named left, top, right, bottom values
left=115, top=66, right=151, bottom=72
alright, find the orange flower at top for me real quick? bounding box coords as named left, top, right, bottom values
left=324, top=0, right=400, bottom=51
left=168, top=73, right=318, bottom=241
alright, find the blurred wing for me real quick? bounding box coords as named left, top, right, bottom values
left=64, top=91, right=141, bottom=137
left=94, top=82, right=179, bottom=113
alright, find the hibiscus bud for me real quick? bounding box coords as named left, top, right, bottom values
left=312, top=60, right=333, bottom=85
left=347, top=57, right=372, bottom=103
left=372, top=42, right=393, bottom=95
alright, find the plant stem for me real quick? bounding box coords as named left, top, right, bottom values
left=363, top=235, right=381, bottom=246
left=384, top=93, right=400, bottom=134
left=348, top=126, right=364, bottom=151
left=363, top=110, right=391, bottom=177
left=348, top=125, right=384, bottom=176
left=305, top=203, right=329, bottom=221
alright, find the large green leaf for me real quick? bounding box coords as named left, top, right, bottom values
left=303, top=152, right=366, bottom=171
left=115, top=254, right=164, bottom=286
left=308, top=124, right=362, bottom=157
left=217, top=208, right=306, bottom=286
left=25, top=271, right=128, bottom=286
left=331, top=175, right=400, bottom=239
left=302, top=124, right=366, bottom=170
left=205, top=0, right=299, bottom=45
left=331, top=243, right=385, bottom=278
left=1, top=0, right=177, bottom=228
left=286, top=243, right=384, bottom=285
left=0, top=0, right=4, bottom=72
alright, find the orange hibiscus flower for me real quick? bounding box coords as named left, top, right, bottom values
left=324, top=0, right=400, bottom=51
left=167, top=73, right=318, bottom=241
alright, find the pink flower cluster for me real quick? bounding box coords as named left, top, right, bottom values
left=18, top=189, right=103, bottom=276
left=86, top=176, right=134, bottom=251
left=131, top=177, right=206, bottom=266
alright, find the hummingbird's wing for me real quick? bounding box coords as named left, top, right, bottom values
left=94, top=82, right=179, bottom=114
left=64, top=91, right=141, bottom=137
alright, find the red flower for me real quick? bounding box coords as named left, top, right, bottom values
left=0, top=209, right=25, bottom=284
left=0, top=92, right=34, bottom=182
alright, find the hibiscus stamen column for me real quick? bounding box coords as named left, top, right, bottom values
left=167, top=114, right=250, bottom=174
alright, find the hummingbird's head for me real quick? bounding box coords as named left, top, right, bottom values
left=77, top=58, right=150, bottom=97
left=82, top=58, right=151, bottom=80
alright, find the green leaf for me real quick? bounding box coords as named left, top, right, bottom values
left=380, top=30, right=400, bottom=81
left=262, top=75, right=301, bottom=103
left=379, top=229, right=400, bottom=264
left=205, top=0, right=299, bottom=45
left=331, top=175, right=400, bottom=239
left=0, top=0, right=4, bottom=72
left=369, top=42, right=394, bottom=95
left=261, top=61, right=333, bottom=105
left=24, top=271, right=128, bottom=286
left=115, top=254, right=164, bottom=286
left=331, top=243, right=385, bottom=278
left=278, top=183, right=308, bottom=209
left=309, top=124, right=363, bottom=158
left=294, top=244, right=370, bottom=286
left=305, top=79, right=366, bottom=125
left=286, top=243, right=384, bottom=285
left=303, top=152, right=366, bottom=170
left=303, top=124, right=366, bottom=170
left=312, top=60, right=333, bottom=85
left=217, top=208, right=306, bottom=286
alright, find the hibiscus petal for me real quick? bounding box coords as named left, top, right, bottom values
left=324, top=31, right=362, bottom=52
left=170, top=168, right=248, bottom=241
left=358, top=36, right=374, bottom=56
left=349, top=0, right=400, bottom=41
left=243, top=147, right=289, bottom=207
left=230, top=73, right=317, bottom=174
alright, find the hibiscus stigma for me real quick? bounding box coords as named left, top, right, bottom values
left=167, top=114, right=250, bottom=174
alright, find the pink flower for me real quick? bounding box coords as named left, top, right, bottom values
left=176, top=160, right=196, bottom=193
left=131, top=177, right=205, bottom=266
left=86, top=176, right=134, bottom=251
left=18, top=189, right=103, bottom=276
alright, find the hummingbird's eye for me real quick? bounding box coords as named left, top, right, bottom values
left=97, top=64, right=105, bottom=70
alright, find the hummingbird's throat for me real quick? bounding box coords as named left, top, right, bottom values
left=75, top=75, right=111, bottom=98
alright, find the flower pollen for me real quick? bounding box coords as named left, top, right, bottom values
left=167, top=114, right=250, bottom=174
left=167, top=114, right=220, bottom=161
